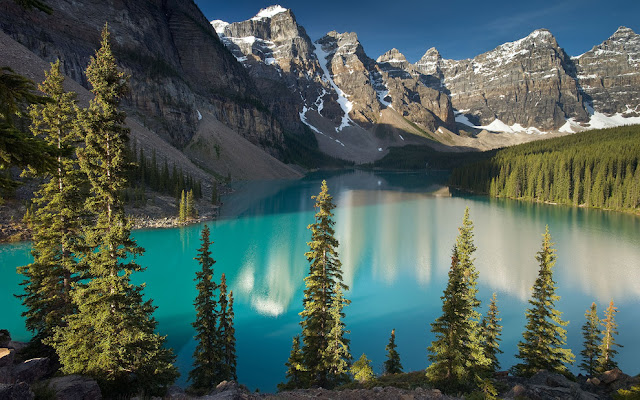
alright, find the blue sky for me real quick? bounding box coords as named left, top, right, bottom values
left=195, top=0, right=640, bottom=62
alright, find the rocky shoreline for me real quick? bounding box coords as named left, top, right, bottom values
left=2, top=329, right=638, bottom=400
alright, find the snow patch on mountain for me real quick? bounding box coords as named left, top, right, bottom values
left=251, top=5, right=288, bottom=20
left=211, top=20, right=228, bottom=35
left=314, top=44, right=354, bottom=132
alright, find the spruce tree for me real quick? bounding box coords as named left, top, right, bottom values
left=324, top=285, right=351, bottom=387
left=297, top=180, right=350, bottom=388
left=189, top=225, right=221, bottom=393
left=384, top=329, right=403, bottom=375
left=480, top=293, right=503, bottom=373
left=279, top=335, right=306, bottom=391
left=186, top=188, right=197, bottom=219
left=427, top=246, right=475, bottom=388
left=597, top=300, right=622, bottom=373
left=49, top=24, right=177, bottom=396
left=18, top=60, right=84, bottom=346
left=427, top=208, right=487, bottom=390
left=351, top=354, right=374, bottom=383
left=580, top=302, right=600, bottom=376
left=513, top=226, right=574, bottom=377
left=179, top=189, right=187, bottom=222
left=218, top=273, right=237, bottom=381
left=0, top=66, right=54, bottom=194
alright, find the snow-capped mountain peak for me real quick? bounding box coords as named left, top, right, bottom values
left=251, top=5, right=288, bottom=20
left=210, top=19, right=229, bottom=35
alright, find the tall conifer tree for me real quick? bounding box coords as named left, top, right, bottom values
left=18, top=60, right=84, bottom=346
left=293, top=180, right=350, bottom=388
left=279, top=335, right=306, bottom=391
left=480, top=293, right=503, bottom=373
left=427, top=208, right=487, bottom=390
left=597, top=300, right=622, bottom=373
left=513, top=226, right=574, bottom=376
left=50, top=24, right=177, bottom=396
left=218, top=274, right=237, bottom=382
left=189, top=225, right=221, bottom=393
left=580, top=302, right=600, bottom=376
left=384, top=329, right=403, bottom=375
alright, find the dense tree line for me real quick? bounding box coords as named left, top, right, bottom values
left=450, top=126, right=640, bottom=212
left=128, top=145, right=203, bottom=200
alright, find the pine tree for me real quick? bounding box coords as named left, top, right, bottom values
left=513, top=226, right=574, bottom=377
left=384, top=329, right=403, bottom=375
left=323, top=285, right=351, bottom=387
left=580, top=303, right=600, bottom=376
left=218, top=273, right=237, bottom=381
left=427, top=246, right=475, bottom=389
left=186, top=188, right=197, bottom=219
left=189, top=225, right=221, bottom=393
left=455, top=207, right=487, bottom=375
left=0, top=66, right=54, bottom=194
left=427, top=208, right=487, bottom=390
left=295, top=180, right=350, bottom=388
left=279, top=335, right=306, bottom=391
left=597, top=300, right=622, bottom=373
left=18, top=60, right=84, bottom=347
left=179, top=189, right=186, bottom=222
left=480, top=293, right=503, bottom=373
left=49, top=24, right=178, bottom=396
left=351, top=353, right=374, bottom=383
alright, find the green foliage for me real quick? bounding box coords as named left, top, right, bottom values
left=189, top=226, right=236, bottom=393
left=615, top=385, right=640, bottom=400
left=480, top=293, right=503, bottom=373
left=49, top=24, right=178, bottom=396
left=384, top=329, right=403, bottom=375
left=450, top=125, right=640, bottom=212
left=0, top=66, right=55, bottom=195
left=217, top=274, right=237, bottom=382
left=513, top=226, right=574, bottom=377
left=580, top=302, right=600, bottom=376
left=597, top=300, right=622, bottom=373
left=351, top=353, right=375, bottom=383
left=17, top=60, right=85, bottom=347
left=189, top=225, right=221, bottom=392
left=283, top=180, right=351, bottom=389
left=427, top=208, right=488, bottom=391
left=279, top=335, right=306, bottom=391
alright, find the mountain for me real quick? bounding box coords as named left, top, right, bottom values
left=2, top=1, right=640, bottom=170
left=0, top=0, right=301, bottom=182
left=212, top=5, right=640, bottom=159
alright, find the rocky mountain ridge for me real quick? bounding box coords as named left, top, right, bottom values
left=213, top=6, right=640, bottom=149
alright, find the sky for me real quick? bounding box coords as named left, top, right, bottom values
left=195, top=0, right=640, bottom=63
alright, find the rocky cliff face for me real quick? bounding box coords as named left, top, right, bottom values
left=574, top=26, right=640, bottom=116
left=0, top=0, right=284, bottom=156
left=421, top=30, right=589, bottom=131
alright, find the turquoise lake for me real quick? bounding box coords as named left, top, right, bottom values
left=1, top=169, right=639, bottom=391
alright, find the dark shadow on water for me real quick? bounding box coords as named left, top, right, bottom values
left=219, top=169, right=451, bottom=220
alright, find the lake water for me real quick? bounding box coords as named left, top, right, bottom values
left=1, top=169, right=639, bottom=391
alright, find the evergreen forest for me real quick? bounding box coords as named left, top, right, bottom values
left=449, top=126, right=640, bottom=213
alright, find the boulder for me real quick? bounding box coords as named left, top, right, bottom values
left=47, top=375, right=102, bottom=400
left=14, top=358, right=49, bottom=384
left=0, top=382, right=34, bottom=400
left=0, top=350, right=14, bottom=369
left=0, top=331, right=9, bottom=348
left=0, top=367, right=14, bottom=385
left=5, top=343, right=25, bottom=354
left=599, top=368, right=626, bottom=384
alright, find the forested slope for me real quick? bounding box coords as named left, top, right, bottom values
left=450, top=126, right=640, bottom=212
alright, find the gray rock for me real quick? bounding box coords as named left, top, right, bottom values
left=0, top=382, right=34, bottom=400
left=14, top=358, right=49, bottom=384
left=5, top=343, right=25, bottom=354
left=47, top=375, right=102, bottom=400
left=0, top=350, right=14, bottom=369
left=0, top=367, right=14, bottom=385
left=0, top=331, right=9, bottom=348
